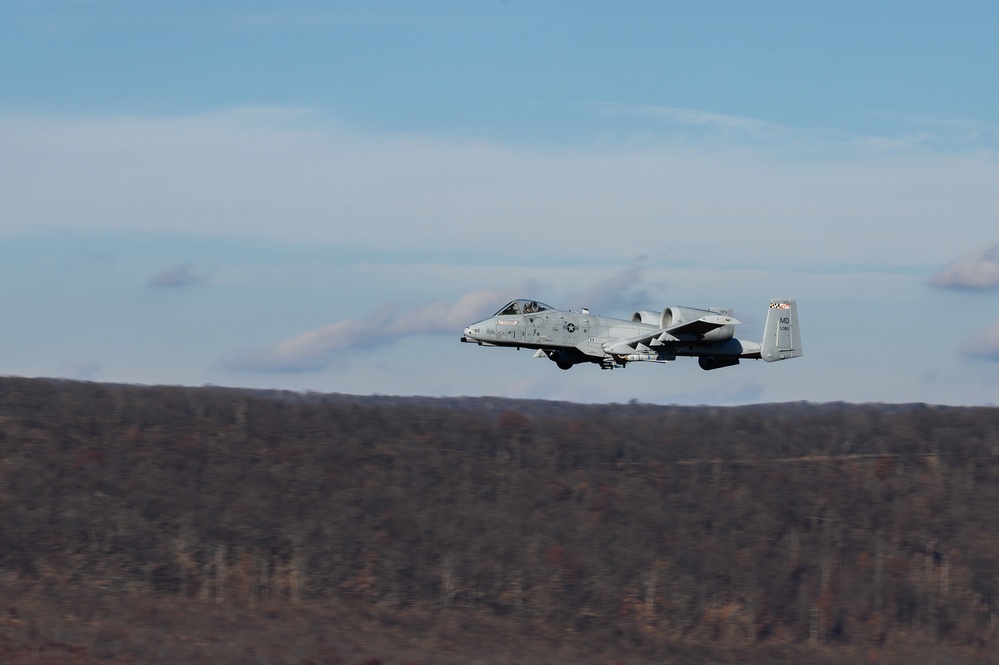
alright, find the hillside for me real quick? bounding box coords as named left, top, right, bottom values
left=1, top=376, right=999, bottom=663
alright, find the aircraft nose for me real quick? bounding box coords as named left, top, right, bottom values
left=462, top=322, right=487, bottom=343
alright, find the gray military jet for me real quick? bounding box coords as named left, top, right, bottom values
left=461, top=298, right=802, bottom=370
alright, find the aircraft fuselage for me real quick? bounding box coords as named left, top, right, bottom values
left=459, top=299, right=787, bottom=370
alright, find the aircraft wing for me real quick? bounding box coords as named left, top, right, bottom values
left=602, top=314, right=740, bottom=355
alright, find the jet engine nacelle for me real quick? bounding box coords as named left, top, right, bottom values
left=633, top=306, right=736, bottom=342
left=631, top=310, right=661, bottom=325
left=662, top=306, right=736, bottom=343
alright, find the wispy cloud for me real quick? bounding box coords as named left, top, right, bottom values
left=590, top=103, right=999, bottom=157
left=4, top=108, right=999, bottom=271
left=566, top=266, right=652, bottom=314
left=226, top=286, right=524, bottom=373
left=930, top=243, right=999, bottom=290
left=149, top=263, right=207, bottom=288
left=962, top=320, right=999, bottom=361
left=594, top=103, right=794, bottom=140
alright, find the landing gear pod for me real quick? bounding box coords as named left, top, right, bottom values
left=698, top=356, right=740, bottom=371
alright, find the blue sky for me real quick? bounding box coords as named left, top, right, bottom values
left=2, top=1, right=999, bottom=405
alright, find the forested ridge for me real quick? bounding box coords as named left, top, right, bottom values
left=2, top=376, right=999, bottom=663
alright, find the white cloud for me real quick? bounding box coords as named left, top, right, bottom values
left=3, top=107, right=999, bottom=271
left=596, top=103, right=789, bottom=135
left=591, top=103, right=978, bottom=154
left=930, top=242, right=999, bottom=290
left=962, top=320, right=999, bottom=361
left=226, top=286, right=524, bottom=373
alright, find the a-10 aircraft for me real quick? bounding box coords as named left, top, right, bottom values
left=461, top=298, right=802, bottom=370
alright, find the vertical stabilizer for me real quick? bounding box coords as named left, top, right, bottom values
left=761, top=299, right=803, bottom=362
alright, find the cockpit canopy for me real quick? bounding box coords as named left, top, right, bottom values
left=493, top=299, right=552, bottom=316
